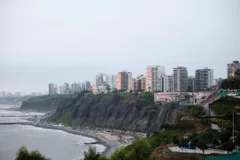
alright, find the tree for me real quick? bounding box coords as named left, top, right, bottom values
left=172, top=137, right=180, bottom=145
left=197, top=141, right=207, bottom=154
left=16, top=146, right=48, bottom=160
left=111, top=138, right=152, bottom=160
left=110, top=147, right=128, bottom=160
left=83, top=147, right=101, bottom=160
left=235, top=69, right=240, bottom=76
left=129, top=138, right=152, bottom=160
left=223, top=141, right=234, bottom=154
left=236, top=136, right=240, bottom=146
left=148, top=87, right=151, bottom=92
left=220, top=130, right=232, bottom=143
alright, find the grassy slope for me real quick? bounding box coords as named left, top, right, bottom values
left=210, top=97, right=240, bottom=116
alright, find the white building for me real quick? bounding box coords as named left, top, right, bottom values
left=70, top=83, right=78, bottom=94
left=127, top=72, right=132, bottom=91
left=173, top=67, right=188, bottom=92
left=49, top=83, right=57, bottom=95
left=108, top=75, right=116, bottom=89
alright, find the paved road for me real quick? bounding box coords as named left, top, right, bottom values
left=201, top=92, right=219, bottom=117
left=203, top=103, right=216, bottom=116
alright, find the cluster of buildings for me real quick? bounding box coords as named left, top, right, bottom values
left=114, top=66, right=214, bottom=93
left=48, top=60, right=239, bottom=96
left=0, top=91, right=23, bottom=97
left=49, top=81, right=91, bottom=95
left=0, top=91, right=44, bottom=97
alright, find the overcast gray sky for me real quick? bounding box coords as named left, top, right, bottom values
left=0, top=0, right=239, bottom=93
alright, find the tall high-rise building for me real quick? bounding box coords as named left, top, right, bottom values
left=227, top=61, right=240, bottom=78
left=145, top=65, right=165, bottom=92
left=49, top=83, right=57, bottom=95
left=159, top=75, right=169, bottom=92
left=96, top=74, right=104, bottom=87
left=116, top=71, right=132, bottom=90
left=127, top=72, right=132, bottom=90
left=195, top=68, right=214, bottom=91
left=70, top=83, right=78, bottom=94
left=173, top=67, right=188, bottom=92
left=108, top=75, right=116, bottom=89
left=167, top=75, right=174, bottom=92
left=84, top=81, right=91, bottom=91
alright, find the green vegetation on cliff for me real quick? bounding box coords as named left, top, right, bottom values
left=178, top=105, right=206, bottom=119
left=50, top=92, right=175, bottom=132
left=210, top=97, right=240, bottom=116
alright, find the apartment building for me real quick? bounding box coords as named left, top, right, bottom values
left=173, top=67, right=188, bottom=92
left=159, top=75, right=169, bottom=92
left=145, top=65, right=165, bottom=92
left=132, top=75, right=146, bottom=91
left=227, top=61, right=240, bottom=78
left=49, top=83, right=57, bottom=95
left=136, top=75, right=145, bottom=91
left=132, top=78, right=137, bottom=91
left=167, top=75, right=174, bottom=92
left=195, top=68, right=214, bottom=91
left=116, top=71, right=132, bottom=90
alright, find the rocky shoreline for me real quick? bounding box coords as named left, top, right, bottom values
left=21, top=122, right=123, bottom=155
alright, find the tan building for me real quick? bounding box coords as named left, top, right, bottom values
left=136, top=75, right=145, bottom=91
left=116, top=71, right=132, bottom=90
left=132, top=78, right=137, bottom=91
left=145, top=65, right=165, bottom=92
left=227, top=61, right=240, bottom=78
left=132, top=75, right=145, bottom=91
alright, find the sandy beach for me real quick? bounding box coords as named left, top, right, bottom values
left=21, top=122, right=134, bottom=155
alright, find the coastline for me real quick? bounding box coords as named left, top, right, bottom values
left=19, top=122, right=121, bottom=155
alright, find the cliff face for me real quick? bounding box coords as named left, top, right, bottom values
left=49, top=93, right=177, bottom=132
left=20, top=95, right=68, bottom=111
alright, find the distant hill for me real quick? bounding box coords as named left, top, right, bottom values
left=20, top=95, right=68, bottom=111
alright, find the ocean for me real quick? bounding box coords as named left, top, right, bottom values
left=0, top=105, right=105, bottom=160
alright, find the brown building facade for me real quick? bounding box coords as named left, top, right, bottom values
left=116, top=71, right=132, bottom=90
